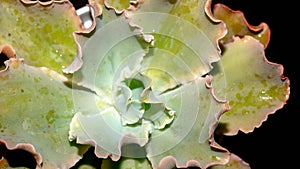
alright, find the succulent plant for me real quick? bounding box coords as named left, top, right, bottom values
left=0, top=0, right=290, bottom=169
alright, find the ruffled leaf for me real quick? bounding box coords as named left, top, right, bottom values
left=104, top=0, right=132, bottom=13
left=72, top=10, right=151, bottom=97
left=127, top=0, right=227, bottom=93
left=145, top=77, right=230, bottom=168
left=0, top=58, right=91, bottom=168
left=210, top=153, right=250, bottom=169
left=101, top=157, right=152, bottom=169
left=0, top=0, right=82, bottom=73
left=212, top=4, right=270, bottom=48
left=212, top=36, right=290, bottom=135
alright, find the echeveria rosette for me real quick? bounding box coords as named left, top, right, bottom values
left=69, top=0, right=233, bottom=168
left=0, top=0, right=291, bottom=169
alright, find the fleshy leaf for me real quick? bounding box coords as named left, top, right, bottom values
left=114, top=73, right=175, bottom=128
left=129, top=11, right=221, bottom=92
left=72, top=11, right=151, bottom=98
left=0, top=0, right=82, bottom=73
left=211, top=36, right=290, bottom=135
left=0, top=58, right=92, bottom=168
left=212, top=4, right=270, bottom=48
left=129, top=0, right=226, bottom=51
left=104, top=0, right=132, bottom=13
left=63, top=0, right=103, bottom=73
left=210, top=153, right=250, bottom=169
left=69, top=108, right=153, bottom=161
left=126, top=0, right=227, bottom=92
left=101, top=157, right=152, bottom=169
left=145, top=76, right=230, bottom=168
left=168, top=0, right=226, bottom=51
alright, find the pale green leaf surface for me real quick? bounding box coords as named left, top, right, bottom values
left=145, top=77, right=230, bottom=169
left=0, top=0, right=81, bottom=73
left=128, top=12, right=221, bottom=92
left=211, top=36, right=290, bottom=135
left=0, top=58, right=92, bottom=168
left=130, top=0, right=226, bottom=49
left=126, top=0, right=227, bottom=93
left=72, top=13, right=150, bottom=99
left=69, top=107, right=153, bottom=161
left=168, top=0, right=226, bottom=50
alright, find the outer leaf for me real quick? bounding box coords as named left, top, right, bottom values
left=0, top=58, right=92, bottom=168
left=101, top=157, right=152, bottom=169
left=129, top=0, right=226, bottom=51
left=104, top=0, right=131, bottom=13
left=0, top=0, right=82, bottom=73
left=63, top=0, right=102, bottom=73
left=210, top=154, right=250, bottom=169
left=212, top=4, right=270, bottom=49
left=69, top=108, right=153, bottom=161
left=212, top=36, right=290, bottom=135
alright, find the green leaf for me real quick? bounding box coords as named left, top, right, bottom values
left=127, top=0, right=226, bottom=92
left=0, top=58, right=90, bottom=168
left=212, top=36, right=290, bottom=135
left=145, top=77, right=229, bottom=168
left=0, top=0, right=81, bottom=73
left=212, top=4, right=270, bottom=48
left=210, top=154, right=250, bottom=169
left=105, top=0, right=132, bottom=13
left=72, top=11, right=151, bottom=98
left=101, top=157, right=152, bottom=169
